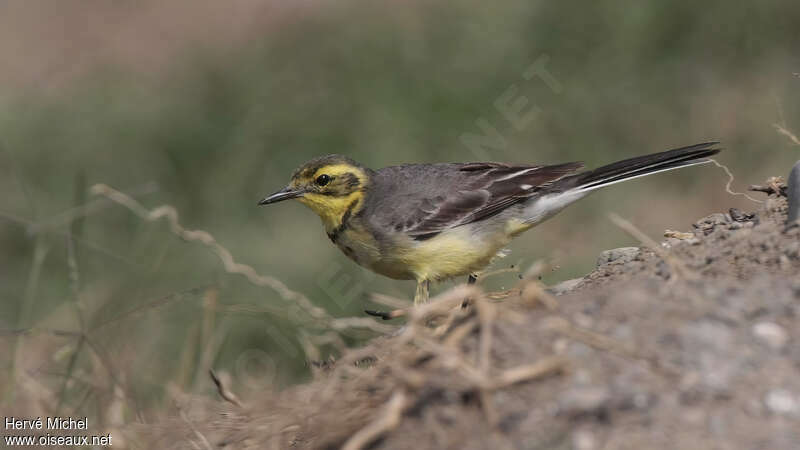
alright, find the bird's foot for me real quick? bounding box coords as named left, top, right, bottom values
left=364, top=309, right=405, bottom=320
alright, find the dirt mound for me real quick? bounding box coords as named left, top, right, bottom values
left=148, top=191, right=799, bottom=450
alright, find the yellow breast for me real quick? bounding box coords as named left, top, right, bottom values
left=330, top=216, right=520, bottom=282
left=379, top=225, right=512, bottom=282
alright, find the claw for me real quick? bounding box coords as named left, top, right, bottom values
left=364, top=309, right=405, bottom=320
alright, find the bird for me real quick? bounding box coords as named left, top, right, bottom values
left=259, top=142, right=720, bottom=306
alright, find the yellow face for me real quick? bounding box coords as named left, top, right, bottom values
left=259, top=156, right=369, bottom=231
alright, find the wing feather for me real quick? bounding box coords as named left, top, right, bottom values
left=387, top=161, right=584, bottom=239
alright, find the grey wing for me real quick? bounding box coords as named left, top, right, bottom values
left=370, top=161, right=584, bottom=240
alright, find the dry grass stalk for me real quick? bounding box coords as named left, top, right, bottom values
left=519, top=281, right=559, bottom=310
left=90, top=183, right=394, bottom=335
left=709, top=159, right=764, bottom=203
left=488, top=356, right=568, bottom=389
left=749, top=176, right=788, bottom=197
left=774, top=123, right=800, bottom=146
left=342, top=390, right=409, bottom=450
left=608, top=212, right=695, bottom=281
left=338, top=283, right=568, bottom=446
left=209, top=370, right=244, bottom=408
left=179, top=408, right=213, bottom=450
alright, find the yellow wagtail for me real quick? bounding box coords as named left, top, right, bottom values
left=259, top=143, right=720, bottom=306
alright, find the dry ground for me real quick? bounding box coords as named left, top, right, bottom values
left=145, top=187, right=799, bottom=450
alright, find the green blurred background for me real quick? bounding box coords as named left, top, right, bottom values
left=1, top=0, right=798, bottom=421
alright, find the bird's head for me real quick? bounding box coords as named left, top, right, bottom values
left=259, top=155, right=370, bottom=228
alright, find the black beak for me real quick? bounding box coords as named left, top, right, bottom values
left=258, top=186, right=304, bottom=205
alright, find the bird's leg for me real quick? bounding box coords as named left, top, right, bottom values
left=462, top=274, right=477, bottom=308
left=414, top=279, right=430, bottom=305
left=366, top=279, right=430, bottom=319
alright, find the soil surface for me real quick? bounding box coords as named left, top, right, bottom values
left=148, top=189, right=799, bottom=450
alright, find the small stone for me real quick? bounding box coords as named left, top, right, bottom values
left=632, top=392, right=650, bottom=409
left=693, top=213, right=730, bottom=235
left=559, top=386, right=611, bottom=415
left=664, top=229, right=695, bottom=240
left=764, top=389, right=798, bottom=415
left=572, top=429, right=596, bottom=450
left=752, top=322, right=789, bottom=350
left=549, top=278, right=583, bottom=295
left=596, top=247, right=639, bottom=267
left=729, top=208, right=757, bottom=223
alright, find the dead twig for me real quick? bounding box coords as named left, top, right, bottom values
left=749, top=176, right=788, bottom=197
left=367, top=284, right=482, bottom=322
left=442, top=317, right=479, bottom=347
left=433, top=306, right=472, bottom=338
left=179, top=409, right=213, bottom=450
left=370, top=293, right=412, bottom=310
left=519, top=281, right=559, bottom=310
left=664, top=230, right=695, bottom=240
left=709, top=159, right=764, bottom=203
left=342, top=390, right=409, bottom=450
left=514, top=261, right=559, bottom=310
left=475, top=297, right=498, bottom=426
left=319, top=284, right=570, bottom=446
left=209, top=369, right=244, bottom=408
left=91, top=184, right=394, bottom=335
left=774, top=123, right=800, bottom=146
left=489, top=356, right=568, bottom=389
left=409, top=285, right=481, bottom=322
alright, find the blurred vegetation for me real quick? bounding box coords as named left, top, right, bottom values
left=1, top=0, right=798, bottom=421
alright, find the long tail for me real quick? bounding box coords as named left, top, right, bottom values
left=564, top=142, right=721, bottom=193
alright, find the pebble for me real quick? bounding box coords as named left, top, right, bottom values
left=764, top=389, right=798, bottom=415
left=572, top=429, right=596, bottom=450
left=549, top=278, right=583, bottom=295
left=752, top=322, right=789, bottom=350
left=559, top=386, right=611, bottom=415
left=596, top=247, right=639, bottom=267
left=693, top=213, right=730, bottom=235
left=729, top=208, right=757, bottom=223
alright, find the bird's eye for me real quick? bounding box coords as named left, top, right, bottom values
left=315, top=174, right=332, bottom=186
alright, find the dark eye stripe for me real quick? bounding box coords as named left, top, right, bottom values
left=317, top=172, right=362, bottom=196
left=341, top=173, right=360, bottom=189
